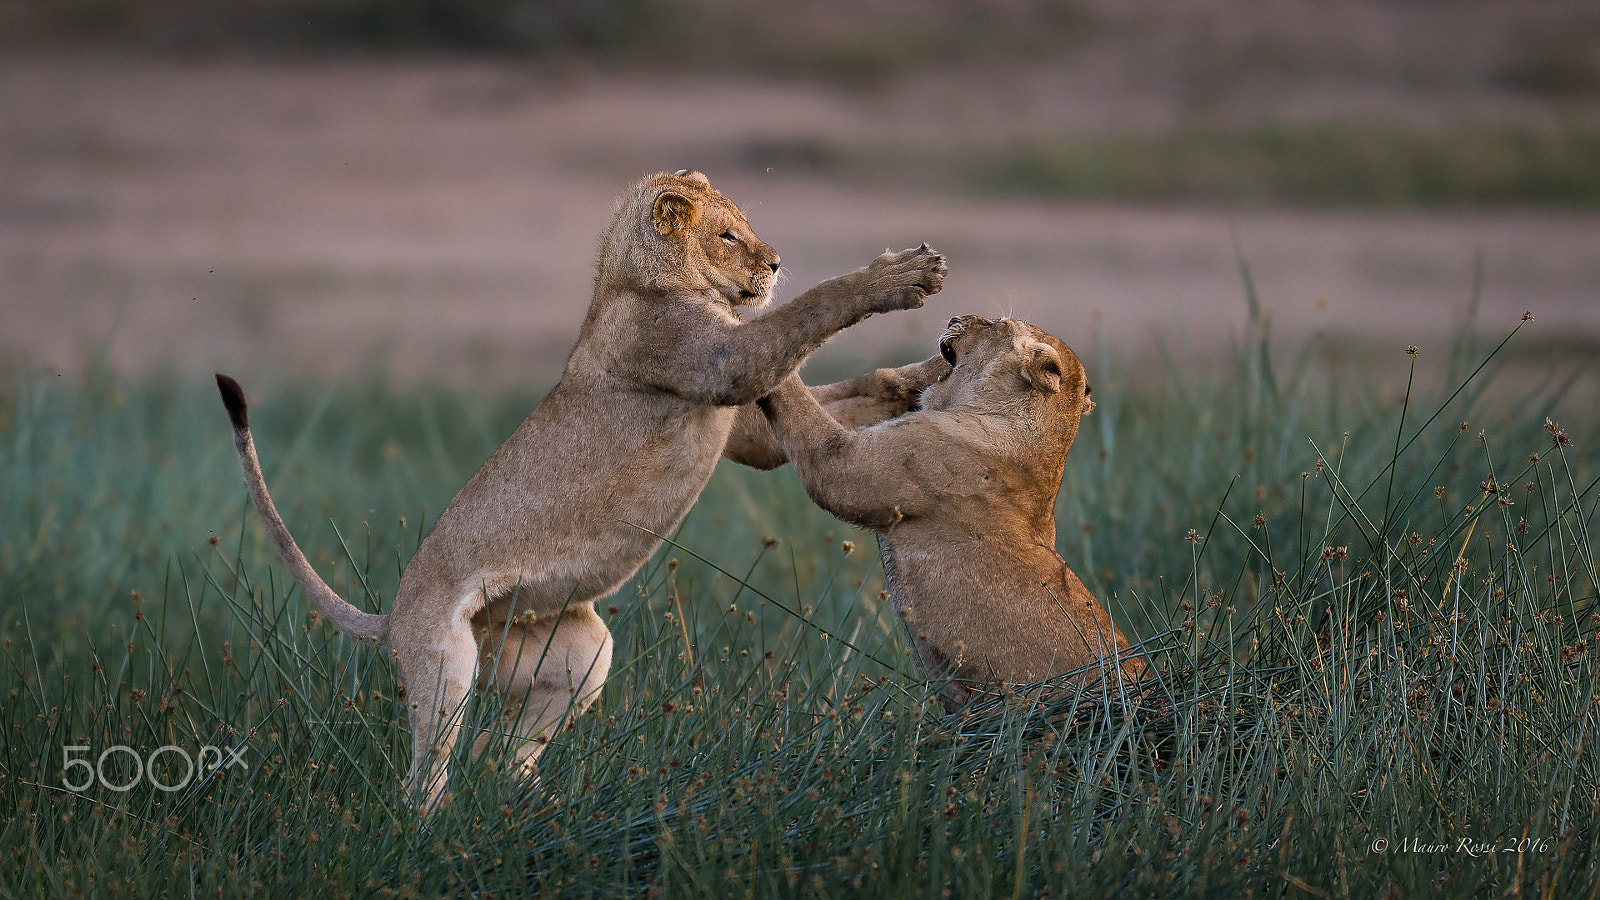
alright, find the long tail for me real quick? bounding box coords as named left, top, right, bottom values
left=216, top=374, right=389, bottom=643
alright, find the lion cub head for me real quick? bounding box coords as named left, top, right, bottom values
left=916, top=315, right=1093, bottom=432
left=597, top=169, right=782, bottom=308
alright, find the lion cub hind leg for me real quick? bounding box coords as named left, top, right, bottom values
left=390, top=611, right=480, bottom=815
left=474, top=607, right=614, bottom=779
left=904, top=634, right=972, bottom=713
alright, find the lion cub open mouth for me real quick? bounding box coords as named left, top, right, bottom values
left=761, top=316, right=1145, bottom=710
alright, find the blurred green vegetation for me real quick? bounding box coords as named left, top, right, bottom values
left=747, top=121, right=1600, bottom=209
left=8, top=1, right=1599, bottom=207
left=1, top=0, right=1086, bottom=72
left=973, top=121, right=1600, bottom=208
left=11, top=0, right=1598, bottom=100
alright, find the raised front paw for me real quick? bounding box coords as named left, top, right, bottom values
left=862, top=354, right=952, bottom=402
left=890, top=354, right=953, bottom=395
left=862, top=243, right=947, bottom=314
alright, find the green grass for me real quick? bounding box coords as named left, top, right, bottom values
left=736, top=120, right=1600, bottom=209
left=972, top=121, right=1600, bottom=208
left=2, top=298, right=1598, bottom=896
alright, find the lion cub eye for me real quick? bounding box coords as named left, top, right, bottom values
left=720, top=230, right=738, bottom=244
left=939, top=339, right=956, bottom=365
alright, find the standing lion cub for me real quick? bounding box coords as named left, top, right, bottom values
left=217, top=170, right=946, bottom=811
left=759, top=316, right=1146, bottom=710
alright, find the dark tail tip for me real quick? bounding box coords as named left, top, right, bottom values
left=215, top=373, right=249, bottom=430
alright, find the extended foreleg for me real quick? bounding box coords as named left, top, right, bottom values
left=757, top=375, right=943, bottom=529
left=724, top=355, right=950, bottom=469
left=637, top=246, right=946, bottom=407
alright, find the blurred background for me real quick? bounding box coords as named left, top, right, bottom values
left=2, top=0, right=1598, bottom=385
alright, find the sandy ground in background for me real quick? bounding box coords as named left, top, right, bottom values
left=2, top=58, right=1597, bottom=386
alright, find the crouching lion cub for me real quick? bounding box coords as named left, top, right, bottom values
left=217, top=169, right=946, bottom=812
left=759, top=316, right=1147, bottom=710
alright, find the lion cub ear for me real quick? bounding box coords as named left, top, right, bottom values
left=652, top=191, right=700, bottom=236
left=1022, top=343, right=1063, bottom=394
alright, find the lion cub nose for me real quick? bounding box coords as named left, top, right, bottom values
left=767, top=259, right=781, bottom=273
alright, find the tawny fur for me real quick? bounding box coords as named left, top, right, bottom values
left=217, top=170, right=946, bottom=812
left=760, top=316, right=1147, bottom=711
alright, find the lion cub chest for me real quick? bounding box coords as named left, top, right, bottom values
left=881, top=523, right=1141, bottom=708
left=409, top=389, right=736, bottom=609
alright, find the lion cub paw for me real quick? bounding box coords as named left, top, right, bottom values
left=865, top=355, right=952, bottom=402
left=863, top=243, right=947, bottom=314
